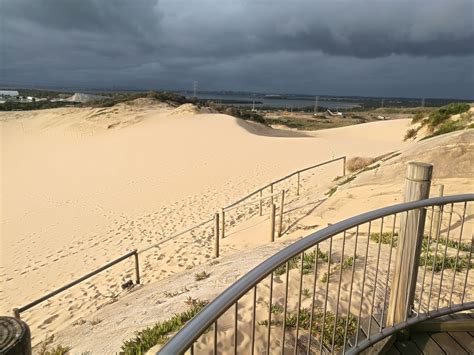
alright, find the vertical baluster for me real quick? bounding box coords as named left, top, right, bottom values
left=294, top=253, right=305, bottom=354
left=266, top=273, right=274, bottom=355
left=380, top=214, right=397, bottom=330
left=417, top=206, right=435, bottom=315
left=342, top=226, right=359, bottom=355
left=281, top=261, right=290, bottom=355
left=251, top=286, right=257, bottom=355
left=428, top=205, right=444, bottom=311
left=355, top=222, right=371, bottom=345
left=234, top=301, right=238, bottom=355
left=319, top=238, right=333, bottom=354
left=214, top=320, right=218, bottom=355
left=461, top=232, right=473, bottom=304
left=307, top=245, right=320, bottom=355
left=449, top=202, right=467, bottom=306
left=436, top=204, right=454, bottom=310
left=368, top=218, right=383, bottom=337
left=331, top=231, right=346, bottom=352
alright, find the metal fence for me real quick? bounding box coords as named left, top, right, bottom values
left=159, top=190, right=473, bottom=353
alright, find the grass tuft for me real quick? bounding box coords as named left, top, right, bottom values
left=121, top=298, right=208, bottom=354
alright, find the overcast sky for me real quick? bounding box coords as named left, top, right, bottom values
left=1, top=0, right=473, bottom=98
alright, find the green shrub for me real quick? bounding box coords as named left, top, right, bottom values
left=370, top=232, right=398, bottom=247
left=411, top=112, right=425, bottom=124
left=121, top=299, right=208, bottom=354
left=426, top=103, right=470, bottom=129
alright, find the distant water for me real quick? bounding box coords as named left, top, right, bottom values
left=188, top=93, right=360, bottom=109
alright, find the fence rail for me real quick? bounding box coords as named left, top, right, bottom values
left=11, top=156, right=345, bottom=331
left=13, top=250, right=139, bottom=319
left=159, top=164, right=473, bottom=355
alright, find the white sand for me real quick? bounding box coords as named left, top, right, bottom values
left=0, top=102, right=425, bottom=347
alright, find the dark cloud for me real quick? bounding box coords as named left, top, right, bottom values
left=0, top=0, right=473, bottom=98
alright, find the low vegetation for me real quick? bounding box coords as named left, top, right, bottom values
left=345, top=157, right=376, bottom=172
left=275, top=249, right=329, bottom=276
left=405, top=102, right=472, bottom=140
left=259, top=308, right=357, bottom=349
left=37, top=335, right=71, bottom=355
left=121, top=298, right=208, bottom=354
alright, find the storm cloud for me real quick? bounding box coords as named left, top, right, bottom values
left=1, top=0, right=473, bottom=98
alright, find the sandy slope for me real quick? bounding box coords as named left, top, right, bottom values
left=1, top=102, right=412, bottom=346
left=44, top=130, right=473, bottom=354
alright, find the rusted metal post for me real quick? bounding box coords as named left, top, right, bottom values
left=297, top=172, right=301, bottom=196
left=387, top=162, right=433, bottom=326
left=278, top=190, right=285, bottom=237
left=13, top=308, right=21, bottom=319
left=214, top=213, right=220, bottom=258
left=270, top=204, right=276, bottom=242
left=221, top=208, right=226, bottom=239
left=134, top=251, right=141, bottom=284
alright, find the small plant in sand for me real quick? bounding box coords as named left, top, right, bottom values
left=89, top=318, right=102, bottom=326
left=284, top=308, right=357, bottom=349
left=320, top=256, right=356, bottom=283
left=346, top=157, right=376, bottom=172
left=370, top=232, right=398, bottom=247
left=325, top=186, right=338, bottom=197
left=264, top=302, right=284, bottom=315
left=404, top=128, right=419, bottom=141
left=194, top=270, right=210, bottom=281
left=419, top=253, right=472, bottom=272
left=121, top=298, right=208, bottom=354
left=302, top=288, right=311, bottom=298
left=275, top=249, right=330, bottom=276
left=38, top=335, right=71, bottom=355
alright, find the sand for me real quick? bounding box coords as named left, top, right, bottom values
left=2, top=101, right=463, bottom=351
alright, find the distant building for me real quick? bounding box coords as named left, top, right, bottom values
left=0, top=90, right=20, bottom=97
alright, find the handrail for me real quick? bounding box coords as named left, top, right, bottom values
left=14, top=250, right=139, bottom=318
left=138, top=216, right=215, bottom=254
left=224, top=156, right=345, bottom=210
left=159, top=194, right=474, bottom=354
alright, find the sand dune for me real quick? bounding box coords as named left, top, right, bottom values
left=1, top=103, right=413, bottom=346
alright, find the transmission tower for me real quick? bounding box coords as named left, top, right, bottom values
left=193, top=81, right=198, bottom=98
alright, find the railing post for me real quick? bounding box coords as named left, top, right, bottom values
left=270, top=204, right=276, bottom=242
left=387, top=162, right=433, bottom=326
left=278, top=190, right=285, bottom=238
left=297, top=172, right=300, bottom=196
left=343, top=156, right=346, bottom=176
left=134, top=251, right=141, bottom=284
left=214, top=213, right=220, bottom=258
left=221, top=208, right=226, bottom=239
left=13, top=308, right=21, bottom=319
left=432, top=184, right=444, bottom=242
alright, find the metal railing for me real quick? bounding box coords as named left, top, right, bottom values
left=159, top=193, right=474, bottom=354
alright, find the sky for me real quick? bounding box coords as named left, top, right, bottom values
left=1, top=0, right=473, bottom=99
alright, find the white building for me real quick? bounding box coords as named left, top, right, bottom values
left=0, top=90, right=20, bottom=97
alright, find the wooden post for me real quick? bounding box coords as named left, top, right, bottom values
left=214, top=213, right=220, bottom=258
left=278, top=190, right=285, bottom=237
left=297, top=172, right=301, bottom=196
left=270, top=183, right=274, bottom=204
left=221, top=208, right=226, bottom=239
left=387, top=162, right=433, bottom=326
left=343, top=156, right=346, bottom=176
left=270, top=204, right=276, bottom=242
left=134, top=251, right=141, bottom=284
left=432, top=184, right=444, bottom=242
left=259, top=189, right=263, bottom=216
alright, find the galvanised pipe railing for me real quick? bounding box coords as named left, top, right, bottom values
left=159, top=194, right=473, bottom=354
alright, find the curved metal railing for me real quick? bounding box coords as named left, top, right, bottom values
left=159, top=194, right=473, bottom=354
